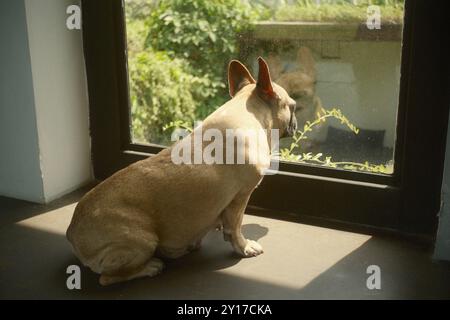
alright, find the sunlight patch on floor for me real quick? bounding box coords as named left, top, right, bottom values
left=217, top=215, right=372, bottom=290
left=16, top=202, right=76, bottom=235
left=14, top=200, right=372, bottom=291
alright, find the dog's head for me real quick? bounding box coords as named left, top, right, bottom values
left=228, top=57, right=297, bottom=138
left=266, top=47, right=322, bottom=128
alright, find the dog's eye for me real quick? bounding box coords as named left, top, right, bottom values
left=291, top=94, right=301, bottom=100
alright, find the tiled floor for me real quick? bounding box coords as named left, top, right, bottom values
left=0, top=187, right=449, bottom=299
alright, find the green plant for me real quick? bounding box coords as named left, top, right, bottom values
left=126, top=0, right=262, bottom=143
left=163, top=120, right=194, bottom=134
left=278, top=108, right=393, bottom=174
left=129, top=50, right=199, bottom=144
left=144, top=0, right=259, bottom=118
left=273, top=0, right=404, bottom=23
left=125, top=0, right=159, bottom=57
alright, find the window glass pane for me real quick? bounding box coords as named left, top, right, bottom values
left=125, top=0, right=404, bottom=175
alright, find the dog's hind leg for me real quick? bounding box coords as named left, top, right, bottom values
left=99, top=256, right=164, bottom=286
left=89, top=233, right=163, bottom=286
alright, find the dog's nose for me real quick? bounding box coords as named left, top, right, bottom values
left=292, top=119, right=297, bottom=132
left=289, top=100, right=296, bottom=113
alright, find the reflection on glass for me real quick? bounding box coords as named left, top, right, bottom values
left=125, top=0, right=404, bottom=175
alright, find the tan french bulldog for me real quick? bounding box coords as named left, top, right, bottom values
left=66, top=57, right=297, bottom=286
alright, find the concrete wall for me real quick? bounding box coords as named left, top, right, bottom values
left=0, top=0, right=92, bottom=203
left=0, top=0, right=45, bottom=203
left=434, top=111, right=450, bottom=261
left=315, top=41, right=401, bottom=149
left=254, top=40, right=401, bottom=149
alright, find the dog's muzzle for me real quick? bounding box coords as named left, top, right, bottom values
left=285, top=112, right=297, bottom=137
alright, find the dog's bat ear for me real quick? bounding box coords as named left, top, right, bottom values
left=228, top=60, right=256, bottom=97
left=257, top=57, right=276, bottom=101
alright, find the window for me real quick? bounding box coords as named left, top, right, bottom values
left=125, top=0, right=403, bottom=176
left=81, top=0, right=450, bottom=237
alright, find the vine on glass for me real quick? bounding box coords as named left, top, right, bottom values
left=163, top=108, right=393, bottom=175
left=278, top=107, right=393, bottom=174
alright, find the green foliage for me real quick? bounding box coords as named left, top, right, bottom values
left=144, top=0, right=259, bottom=118
left=125, top=0, right=154, bottom=20
left=278, top=107, right=393, bottom=174
left=163, top=120, right=194, bottom=133
left=287, top=108, right=360, bottom=156
left=274, top=0, right=404, bottom=23
left=129, top=50, right=199, bottom=144
left=125, top=3, right=150, bottom=56
left=126, top=0, right=259, bottom=143
left=126, top=0, right=403, bottom=155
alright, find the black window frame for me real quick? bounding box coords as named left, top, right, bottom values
left=81, top=0, right=450, bottom=238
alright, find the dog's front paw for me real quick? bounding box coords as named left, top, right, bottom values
left=242, top=240, right=264, bottom=257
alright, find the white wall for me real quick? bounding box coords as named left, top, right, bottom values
left=0, top=0, right=45, bottom=203
left=0, top=0, right=92, bottom=203
left=24, top=0, right=92, bottom=202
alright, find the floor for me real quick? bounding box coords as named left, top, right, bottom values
left=0, top=187, right=449, bottom=300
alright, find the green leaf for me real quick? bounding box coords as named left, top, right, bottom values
left=208, top=31, right=217, bottom=43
